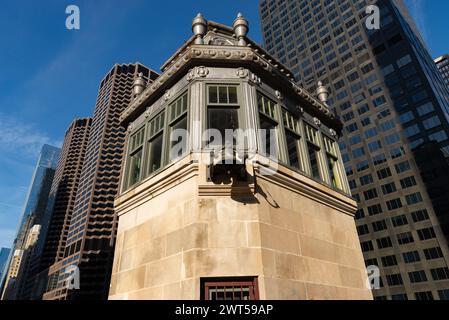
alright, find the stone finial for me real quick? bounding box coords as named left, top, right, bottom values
left=132, top=72, right=146, bottom=99
left=192, top=13, right=208, bottom=45
left=233, top=13, right=249, bottom=46
left=316, top=81, right=329, bottom=105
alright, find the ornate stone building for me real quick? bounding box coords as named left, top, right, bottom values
left=109, top=14, right=372, bottom=300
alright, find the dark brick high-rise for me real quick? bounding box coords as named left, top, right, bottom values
left=23, top=118, right=92, bottom=300
left=43, top=63, right=158, bottom=300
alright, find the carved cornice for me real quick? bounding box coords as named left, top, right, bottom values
left=186, top=66, right=210, bottom=82
left=292, top=83, right=334, bottom=119
left=120, top=44, right=335, bottom=126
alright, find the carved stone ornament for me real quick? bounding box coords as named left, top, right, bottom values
left=249, top=73, right=261, bottom=85
left=197, top=66, right=209, bottom=77
left=144, top=107, right=152, bottom=119
left=275, top=90, right=283, bottom=100
left=329, top=129, right=337, bottom=137
left=186, top=69, right=195, bottom=82
left=313, top=117, right=322, bottom=127
left=187, top=66, right=210, bottom=82
left=164, top=90, right=171, bottom=101
left=208, top=35, right=234, bottom=46
left=236, top=67, right=249, bottom=78
left=127, top=122, right=135, bottom=133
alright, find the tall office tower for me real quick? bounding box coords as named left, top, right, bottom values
left=21, top=118, right=92, bottom=300
left=1, top=144, right=60, bottom=299
left=435, top=55, right=449, bottom=88
left=43, top=63, right=158, bottom=300
left=259, top=0, right=449, bottom=300
left=1, top=250, right=24, bottom=299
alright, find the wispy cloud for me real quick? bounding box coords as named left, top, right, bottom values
left=0, top=113, right=61, bottom=157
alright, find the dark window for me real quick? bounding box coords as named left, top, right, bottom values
left=381, top=255, right=398, bottom=267
left=431, top=268, right=449, bottom=281
left=377, top=167, right=392, bottom=180
left=415, top=291, right=433, bottom=300
left=386, top=273, right=403, bottom=286
left=148, top=134, right=163, bottom=175
left=391, top=215, right=408, bottom=227
left=368, top=204, right=383, bottom=216
left=208, top=108, right=239, bottom=146
left=361, top=241, right=374, bottom=252
left=411, top=209, right=429, bottom=222
left=260, top=116, right=278, bottom=159
left=403, top=251, right=420, bottom=264
left=201, top=277, right=259, bottom=300
left=372, top=220, right=387, bottom=232
left=386, top=198, right=402, bottom=211
left=409, top=271, right=427, bottom=283
left=417, top=228, right=436, bottom=241
left=397, top=232, right=414, bottom=245
left=424, top=247, right=443, bottom=260
left=377, top=237, right=393, bottom=249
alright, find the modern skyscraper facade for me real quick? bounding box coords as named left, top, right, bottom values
left=259, top=0, right=449, bottom=300
left=435, top=55, right=449, bottom=88
left=42, top=63, right=158, bottom=300
left=23, top=118, right=92, bottom=300
left=12, top=145, right=60, bottom=252
left=1, top=144, right=60, bottom=300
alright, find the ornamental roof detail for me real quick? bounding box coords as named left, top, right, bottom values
left=121, top=14, right=336, bottom=127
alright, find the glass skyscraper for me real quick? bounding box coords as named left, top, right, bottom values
left=1, top=144, right=60, bottom=299
left=259, top=0, right=449, bottom=300
left=12, top=144, right=60, bottom=252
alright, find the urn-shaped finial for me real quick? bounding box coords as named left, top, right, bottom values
left=233, top=13, right=249, bottom=46
left=192, top=13, right=208, bottom=45
left=132, top=72, right=146, bottom=99
left=316, top=81, right=329, bottom=105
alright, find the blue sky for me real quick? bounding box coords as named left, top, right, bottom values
left=0, top=0, right=448, bottom=249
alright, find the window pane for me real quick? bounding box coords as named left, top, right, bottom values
left=218, top=86, right=228, bottom=103
left=308, top=143, right=321, bottom=179
left=207, top=108, right=239, bottom=146
left=128, top=149, right=142, bottom=186
left=170, top=116, right=188, bottom=161
left=286, top=131, right=301, bottom=169
left=327, top=155, right=339, bottom=189
left=260, top=115, right=278, bottom=159
left=228, top=86, right=238, bottom=104
left=148, top=134, right=163, bottom=174
left=209, top=86, right=218, bottom=103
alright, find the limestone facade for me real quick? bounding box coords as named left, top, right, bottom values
left=109, top=15, right=373, bottom=300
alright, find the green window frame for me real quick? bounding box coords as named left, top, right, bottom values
left=323, top=135, right=342, bottom=190
left=257, top=92, right=279, bottom=160
left=206, top=85, right=240, bottom=148
left=168, top=92, right=189, bottom=162
left=305, top=124, right=323, bottom=180
left=146, top=111, right=165, bottom=176
left=123, top=90, right=190, bottom=191
left=125, top=127, right=145, bottom=189
left=282, top=109, right=303, bottom=171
